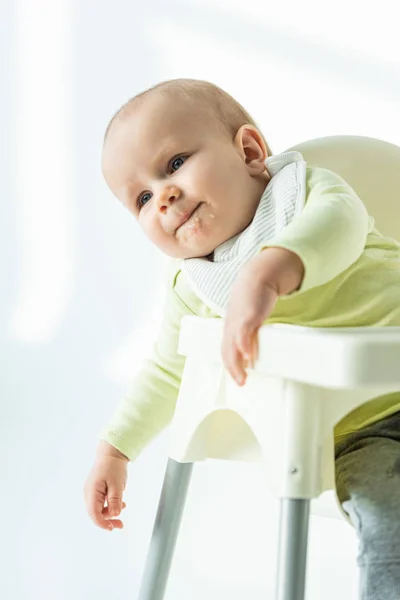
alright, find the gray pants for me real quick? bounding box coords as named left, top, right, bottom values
left=335, top=410, right=400, bottom=600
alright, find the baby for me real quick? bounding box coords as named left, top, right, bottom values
left=84, top=78, right=400, bottom=598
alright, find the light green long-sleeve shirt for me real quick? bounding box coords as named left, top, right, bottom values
left=99, top=167, right=400, bottom=461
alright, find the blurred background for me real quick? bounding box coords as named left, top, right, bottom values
left=1, top=0, right=399, bottom=598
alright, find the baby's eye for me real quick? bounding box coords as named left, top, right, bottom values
left=170, top=156, right=187, bottom=172
left=137, top=192, right=152, bottom=209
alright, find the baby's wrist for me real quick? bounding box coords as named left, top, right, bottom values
left=96, top=440, right=130, bottom=462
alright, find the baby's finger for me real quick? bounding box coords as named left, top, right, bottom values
left=229, top=342, right=247, bottom=386
left=222, top=318, right=249, bottom=385
left=84, top=483, right=107, bottom=527
left=222, top=330, right=238, bottom=384
left=101, top=504, right=126, bottom=530
left=236, top=327, right=255, bottom=365
left=102, top=502, right=127, bottom=518
left=87, top=498, right=116, bottom=531
left=108, top=519, right=124, bottom=531
left=245, top=330, right=259, bottom=370
left=107, top=486, right=124, bottom=517
left=252, top=333, right=259, bottom=367
left=234, top=322, right=259, bottom=371
left=107, top=519, right=124, bottom=530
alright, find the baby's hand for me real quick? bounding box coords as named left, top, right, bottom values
left=221, top=247, right=304, bottom=386
left=84, top=441, right=129, bottom=531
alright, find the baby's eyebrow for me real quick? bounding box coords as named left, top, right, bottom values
left=151, top=139, right=178, bottom=166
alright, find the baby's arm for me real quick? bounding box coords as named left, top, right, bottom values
left=98, top=273, right=190, bottom=462
left=222, top=167, right=372, bottom=384
left=84, top=265, right=191, bottom=530
left=262, top=166, right=373, bottom=292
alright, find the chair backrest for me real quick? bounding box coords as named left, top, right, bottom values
left=286, top=135, right=400, bottom=242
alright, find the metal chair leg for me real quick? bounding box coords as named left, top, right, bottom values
left=137, top=458, right=194, bottom=600
left=275, top=499, right=310, bottom=600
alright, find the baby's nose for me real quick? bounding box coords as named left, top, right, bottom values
left=157, top=185, right=181, bottom=210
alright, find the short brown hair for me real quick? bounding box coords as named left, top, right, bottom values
left=104, top=78, right=272, bottom=156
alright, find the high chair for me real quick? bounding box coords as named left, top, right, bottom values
left=137, top=136, right=400, bottom=600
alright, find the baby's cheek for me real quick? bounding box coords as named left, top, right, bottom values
left=142, top=224, right=169, bottom=252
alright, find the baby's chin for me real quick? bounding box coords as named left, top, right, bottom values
left=174, top=243, right=216, bottom=261
left=173, top=233, right=230, bottom=260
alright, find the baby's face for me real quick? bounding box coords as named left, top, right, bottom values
left=102, top=94, right=268, bottom=259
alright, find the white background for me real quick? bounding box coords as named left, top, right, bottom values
left=1, top=0, right=400, bottom=598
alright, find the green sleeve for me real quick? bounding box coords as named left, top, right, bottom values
left=262, top=167, right=374, bottom=292
left=98, top=265, right=192, bottom=461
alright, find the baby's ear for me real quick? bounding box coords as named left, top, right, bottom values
left=234, top=125, right=268, bottom=174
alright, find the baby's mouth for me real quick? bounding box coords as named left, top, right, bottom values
left=175, top=202, right=203, bottom=232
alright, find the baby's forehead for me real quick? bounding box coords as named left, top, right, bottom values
left=103, top=92, right=225, bottom=172
left=124, top=104, right=217, bottom=157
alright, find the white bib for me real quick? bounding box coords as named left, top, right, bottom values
left=181, top=151, right=307, bottom=316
